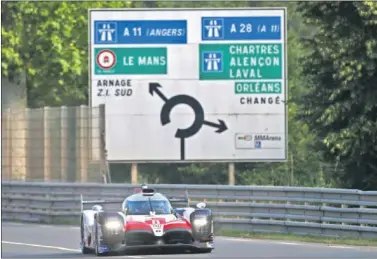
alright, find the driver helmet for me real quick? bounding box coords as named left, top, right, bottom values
left=154, top=200, right=167, bottom=213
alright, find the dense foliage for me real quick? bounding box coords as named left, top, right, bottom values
left=2, top=1, right=376, bottom=189
left=296, top=2, right=377, bottom=190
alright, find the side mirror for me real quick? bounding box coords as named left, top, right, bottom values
left=196, top=202, right=206, bottom=209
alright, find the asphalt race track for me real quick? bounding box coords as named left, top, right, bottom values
left=2, top=223, right=377, bottom=259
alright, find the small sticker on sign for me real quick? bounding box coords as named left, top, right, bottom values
left=235, top=133, right=284, bottom=149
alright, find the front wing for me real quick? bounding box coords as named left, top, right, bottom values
left=125, top=242, right=214, bottom=251
left=97, top=241, right=214, bottom=254
left=96, top=228, right=214, bottom=254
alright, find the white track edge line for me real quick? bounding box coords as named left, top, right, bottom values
left=2, top=241, right=143, bottom=258
left=2, top=241, right=80, bottom=252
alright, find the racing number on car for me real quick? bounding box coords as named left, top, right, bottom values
left=146, top=218, right=166, bottom=224
left=146, top=218, right=165, bottom=229
left=152, top=220, right=160, bottom=225
left=152, top=220, right=162, bottom=228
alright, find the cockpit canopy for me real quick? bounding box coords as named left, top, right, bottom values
left=122, top=192, right=173, bottom=215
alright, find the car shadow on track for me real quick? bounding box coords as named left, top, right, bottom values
left=124, top=247, right=211, bottom=256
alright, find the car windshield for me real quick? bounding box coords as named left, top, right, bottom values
left=126, top=199, right=171, bottom=215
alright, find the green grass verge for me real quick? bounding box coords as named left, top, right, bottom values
left=217, top=229, right=377, bottom=247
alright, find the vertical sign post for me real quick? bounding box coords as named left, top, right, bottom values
left=89, top=8, right=288, bottom=174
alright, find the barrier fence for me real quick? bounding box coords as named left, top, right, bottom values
left=1, top=105, right=108, bottom=183
left=2, top=181, right=377, bottom=239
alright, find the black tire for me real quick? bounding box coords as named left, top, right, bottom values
left=94, top=217, right=105, bottom=256
left=80, top=217, right=92, bottom=254
left=196, top=248, right=213, bottom=254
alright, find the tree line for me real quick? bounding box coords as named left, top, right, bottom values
left=2, top=1, right=377, bottom=190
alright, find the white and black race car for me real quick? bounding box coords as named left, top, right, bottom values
left=80, top=185, right=214, bottom=256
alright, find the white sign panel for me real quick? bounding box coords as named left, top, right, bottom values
left=89, top=8, right=288, bottom=162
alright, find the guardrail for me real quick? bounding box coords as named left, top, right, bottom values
left=2, top=181, right=377, bottom=239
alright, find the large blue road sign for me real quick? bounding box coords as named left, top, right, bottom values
left=202, top=16, right=281, bottom=41
left=94, top=20, right=187, bottom=44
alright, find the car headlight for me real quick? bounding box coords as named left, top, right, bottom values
left=193, top=218, right=208, bottom=227
left=105, top=221, right=122, bottom=229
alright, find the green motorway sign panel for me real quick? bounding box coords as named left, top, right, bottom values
left=94, top=47, right=167, bottom=75
left=199, top=43, right=282, bottom=80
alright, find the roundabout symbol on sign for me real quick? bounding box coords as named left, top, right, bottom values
left=149, top=82, right=228, bottom=160
left=96, top=49, right=116, bottom=69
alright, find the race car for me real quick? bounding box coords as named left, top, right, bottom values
left=79, top=185, right=214, bottom=256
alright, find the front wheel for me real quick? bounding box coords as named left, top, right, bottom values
left=196, top=248, right=213, bottom=254
left=94, top=218, right=105, bottom=256
left=80, top=218, right=91, bottom=254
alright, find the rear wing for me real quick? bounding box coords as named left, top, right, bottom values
left=168, top=189, right=190, bottom=208
left=80, top=194, right=123, bottom=212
